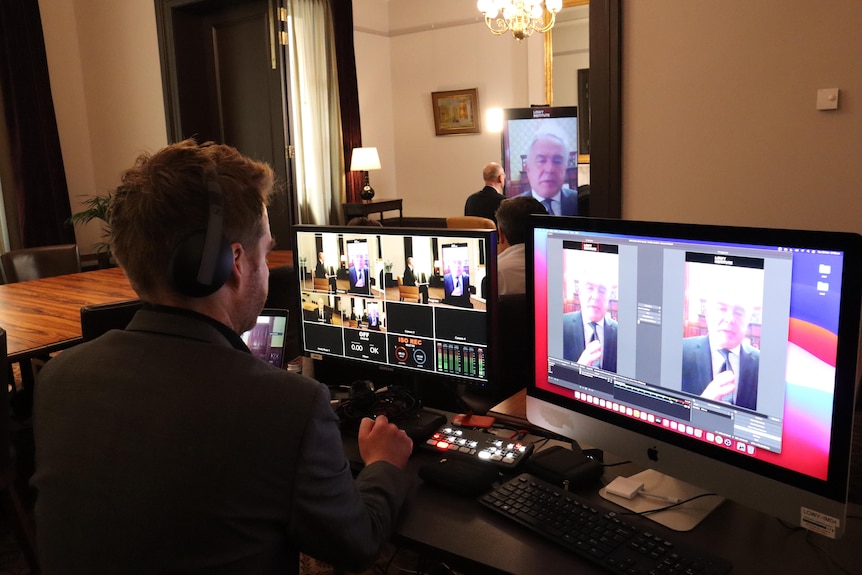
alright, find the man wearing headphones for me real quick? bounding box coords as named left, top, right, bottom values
left=32, top=140, right=413, bottom=574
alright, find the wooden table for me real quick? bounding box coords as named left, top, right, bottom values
left=342, top=198, right=403, bottom=224
left=0, top=267, right=138, bottom=362
left=1, top=250, right=293, bottom=416
left=0, top=250, right=293, bottom=365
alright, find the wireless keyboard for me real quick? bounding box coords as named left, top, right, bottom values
left=422, top=425, right=533, bottom=469
left=480, top=474, right=732, bottom=575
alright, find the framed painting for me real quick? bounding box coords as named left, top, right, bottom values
left=431, top=88, right=481, bottom=136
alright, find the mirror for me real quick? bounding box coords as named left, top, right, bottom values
left=545, top=0, right=590, bottom=107
left=551, top=0, right=620, bottom=218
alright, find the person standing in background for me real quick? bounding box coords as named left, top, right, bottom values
left=464, top=162, right=506, bottom=223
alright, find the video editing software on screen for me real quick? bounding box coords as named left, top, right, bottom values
left=533, top=224, right=847, bottom=481
left=295, top=226, right=495, bottom=384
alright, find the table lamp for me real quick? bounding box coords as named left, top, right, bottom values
left=350, top=147, right=381, bottom=202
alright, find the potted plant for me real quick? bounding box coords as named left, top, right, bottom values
left=67, top=193, right=112, bottom=268
left=383, top=261, right=398, bottom=287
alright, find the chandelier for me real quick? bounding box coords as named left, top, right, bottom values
left=477, top=0, right=563, bottom=41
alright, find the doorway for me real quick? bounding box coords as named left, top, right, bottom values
left=155, top=0, right=296, bottom=249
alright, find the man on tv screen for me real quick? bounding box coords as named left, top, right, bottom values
left=519, top=131, right=578, bottom=216
left=681, top=265, right=762, bottom=410
left=313, top=297, right=332, bottom=324
left=403, top=256, right=429, bottom=303
left=443, top=258, right=471, bottom=308
left=348, top=252, right=371, bottom=295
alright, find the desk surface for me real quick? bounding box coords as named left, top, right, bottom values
left=381, top=406, right=862, bottom=575
left=0, top=250, right=293, bottom=361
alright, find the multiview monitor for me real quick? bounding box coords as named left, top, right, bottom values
left=293, top=225, right=497, bottom=391
left=526, top=215, right=861, bottom=537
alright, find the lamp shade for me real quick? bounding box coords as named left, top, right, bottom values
left=350, top=147, right=381, bottom=171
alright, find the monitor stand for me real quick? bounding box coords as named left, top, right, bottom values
left=599, top=469, right=725, bottom=531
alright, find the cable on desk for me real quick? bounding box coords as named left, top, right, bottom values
left=335, top=384, right=421, bottom=427
left=804, top=529, right=855, bottom=575
left=619, top=492, right=721, bottom=517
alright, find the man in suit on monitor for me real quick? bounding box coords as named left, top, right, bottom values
left=315, top=251, right=337, bottom=292
left=443, top=260, right=471, bottom=308
left=681, top=286, right=760, bottom=411
left=314, top=297, right=333, bottom=324
left=348, top=253, right=371, bottom=295
left=402, top=256, right=428, bottom=303
left=563, top=262, right=618, bottom=372
left=518, top=131, right=578, bottom=216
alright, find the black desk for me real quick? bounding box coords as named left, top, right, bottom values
left=346, top=409, right=862, bottom=575
left=342, top=199, right=403, bottom=224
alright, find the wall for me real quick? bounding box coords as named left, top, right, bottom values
left=354, top=0, right=547, bottom=219
left=38, top=0, right=167, bottom=255
left=622, top=1, right=862, bottom=234
left=39, top=0, right=862, bottom=256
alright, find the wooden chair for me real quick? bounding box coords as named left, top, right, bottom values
left=313, top=277, right=331, bottom=292
left=445, top=216, right=496, bottom=230
left=397, top=276, right=421, bottom=303
left=0, top=329, right=40, bottom=573
left=80, top=299, right=143, bottom=342
left=0, top=244, right=81, bottom=284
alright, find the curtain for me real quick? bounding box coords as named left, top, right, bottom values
left=330, top=0, right=362, bottom=204
left=285, top=0, right=344, bottom=225
left=0, top=0, right=74, bottom=249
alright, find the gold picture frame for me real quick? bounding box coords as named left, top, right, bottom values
left=431, top=88, right=481, bottom=136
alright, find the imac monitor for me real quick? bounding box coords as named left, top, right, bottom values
left=526, top=215, right=861, bottom=537
left=293, top=225, right=497, bottom=390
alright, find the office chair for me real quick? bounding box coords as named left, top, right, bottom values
left=313, top=277, right=331, bottom=292
left=0, top=329, right=40, bottom=573
left=446, top=216, right=496, bottom=230
left=80, top=299, right=142, bottom=342
left=0, top=244, right=81, bottom=284
left=397, top=276, right=421, bottom=303
left=577, top=184, right=591, bottom=215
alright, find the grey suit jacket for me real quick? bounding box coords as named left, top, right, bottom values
left=680, top=335, right=759, bottom=410
left=562, top=311, right=618, bottom=372
left=33, top=308, right=410, bottom=575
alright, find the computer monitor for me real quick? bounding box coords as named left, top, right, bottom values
left=293, top=225, right=498, bottom=394
left=526, top=215, right=861, bottom=537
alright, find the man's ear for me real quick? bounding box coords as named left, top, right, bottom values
left=226, top=242, right=245, bottom=284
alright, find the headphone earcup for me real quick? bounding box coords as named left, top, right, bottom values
left=170, top=231, right=234, bottom=297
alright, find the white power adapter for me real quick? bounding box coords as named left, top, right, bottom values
left=606, top=475, right=682, bottom=504
left=605, top=476, right=644, bottom=499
